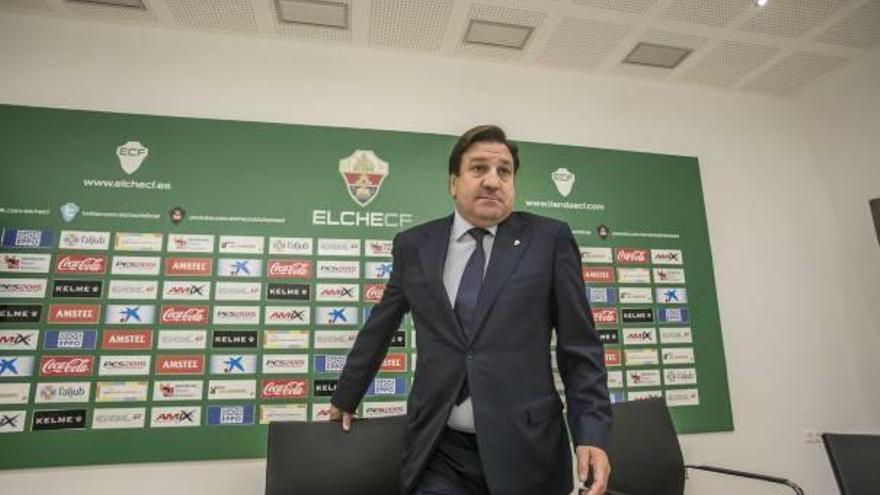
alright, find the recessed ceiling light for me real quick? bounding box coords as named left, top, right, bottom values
left=622, top=42, right=693, bottom=69
left=755, top=0, right=769, bottom=6
left=66, top=0, right=146, bottom=8
left=464, top=20, right=533, bottom=50
left=276, top=0, right=349, bottom=29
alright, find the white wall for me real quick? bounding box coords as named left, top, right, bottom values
left=1, top=12, right=878, bottom=495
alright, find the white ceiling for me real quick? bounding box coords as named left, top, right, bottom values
left=2, top=0, right=879, bottom=97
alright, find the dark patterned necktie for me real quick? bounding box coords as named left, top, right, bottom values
left=453, top=227, right=489, bottom=405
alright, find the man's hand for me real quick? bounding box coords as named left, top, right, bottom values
left=576, top=445, right=610, bottom=495
left=329, top=404, right=355, bottom=432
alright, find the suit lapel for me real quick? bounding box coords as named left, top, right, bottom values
left=417, top=215, right=466, bottom=344
left=468, top=213, right=530, bottom=346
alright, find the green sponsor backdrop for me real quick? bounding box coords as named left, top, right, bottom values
left=0, top=104, right=732, bottom=469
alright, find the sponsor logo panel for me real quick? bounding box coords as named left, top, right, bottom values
left=98, top=355, right=151, bottom=376
left=265, top=306, right=310, bottom=325
left=591, top=308, right=618, bottom=327
left=260, top=404, right=307, bottom=424
left=268, top=237, right=312, bottom=256
left=314, top=354, right=348, bottom=373
left=0, top=356, right=35, bottom=378
left=0, top=278, right=48, bottom=298
left=316, top=260, right=360, bottom=279
left=362, top=284, right=386, bottom=303
left=152, top=380, right=203, bottom=401
left=618, top=287, right=654, bottom=304
left=626, top=370, right=662, bottom=388
left=207, top=405, right=255, bottom=426
left=315, top=283, right=359, bottom=302
left=218, top=235, right=264, bottom=255
left=217, top=259, right=262, bottom=278
left=317, top=238, right=360, bottom=257
left=582, top=267, right=614, bottom=283
left=162, top=281, right=210, bottom=301
left=1, top=229, right=53, bottom=248
left=622, top=328, right=657, bottom=346
left=657, top=308, right=690, bottom=324
left=364, top=261, right=393, bottom=280
left=91, top=407, right=146, bottom=429
left=315, top=307, right=358, bottom=326
left=367, top=377, right=407, bottom=396
left=102, top=329, right=153, bottom=350
left=262, top=354, right=309, bottom=374
left=107, top=280, right=157, bottom=300
left=0, top=410, right=27, bottom=433
left=616, top=267, right=651, bottom=284
left=0, top=383, right=31, bottom=404
left=311, top=403, right=332, bottom=422
left=615, top=248, right=649, bottom=265
left=150, top=406, right=201, bottom=428
left=621, top=307, right=654, bottom=324
left=111, top=256, right=161, bottom=276
left=598, top=329, right=619, bottom=344
left=662, top=347, right=696, bottom=365
left=263, top=330, right=310, bottom=350
left=0, top=330, right=39, bottom=350
left=261, top=379, right=309, bottom=399
left=48, top=304, right=100, bottom=324
left=165, top=257, right=213, bottom=276
left=314, top=379, right=338, bottom=397
left=155, top=355, right=205, bottom=375
left=666, top=388, right=700, bottom=407
left=114, top=233, right=163, bottom=252
left=607, top=370, right=624, bottom=389
left=267, top=260, right=312, bottom=279
left=95, top=381, right=149, bottom=402
left=104, top=304, right=154, bottom=325
left=653, top=268, right=686, bottom=284
left=161, top=305, right=209, bottom=325
left=157, top=330, right=207, bottom=350
left=213, top=306, right=260, bottom=325
left=214, top=282, right=261, bottom=301
left=56, top=254, right=106, bottom=275
left=656, top=288, right=688, bottom=304
left=207, top=380, right=257, bottom=400
left=313, top=331, right=359, bottom=349
left=266, top=283, right=309, bottom=301
left=604, top=350, right=621, bottom=367
left=167, top=234, right=214, bottom=253
left=43, top=330, right=98, bottom=350
left=580, top=247, right=613, bottom=264
left=624, top=348, right=660, bottom=366
left=212, top=330, right=258, bottom=348
left=52, top=279, right=101, bottom=298
left=209, top=355, right=257, bottom=375
left=1, top=253, right=51, bottom=273
left=364, top=239, right=393, bottom=257
left=35, top=382, right=91, bottom=403
left=664, top=368, right=698, bottom=385
left=363, top=401, right=407, bottom=418
left=59, top=231, right=110, bottom=250
left=0, top=304, right=42, bottom=323
left=40, top=356, right=93, bottom=377
left=659, top=327, right=692, bottom=344
left=651, top=249, right=684, bottom=265
left=32, top=409, right=87, bottom=431
left=586, top=287, right=617, bottom=304
left=380, top=353, right=407, bottom=372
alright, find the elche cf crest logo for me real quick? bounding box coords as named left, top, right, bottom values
left=551, top=167, right=575, bottom=197
left=339, top=150, right=389, bottom=207
left=117, top=141, right=149, bottom=175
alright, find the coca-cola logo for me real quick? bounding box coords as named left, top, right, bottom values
left=55, top=254, right=106, bottom=274
left=261, top=379, right=307, bottom=399
left=615, top=248, right=648, bottom=264
left=268, top=260, right=312, bottom=279
left=363, top=284, right=386, bottom=303
left=161, top=305, right=208, bottom=324
left=592, top=308, right=618, bottom=326
left=40, top=356, right=93, bottom=377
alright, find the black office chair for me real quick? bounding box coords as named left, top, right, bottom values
left=265, top=415, right=408, bottom=495
left=606, top=398, right=804, bottom=495
left=822, top=432, right=880, bottom=495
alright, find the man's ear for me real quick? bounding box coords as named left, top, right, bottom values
left=449, top=174, right=458, bottom=198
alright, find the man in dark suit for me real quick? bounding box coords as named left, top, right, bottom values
left=330, top=125, right=611, bottom=495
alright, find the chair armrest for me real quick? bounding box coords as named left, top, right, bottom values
left=685, top=464, right=805, bottom=495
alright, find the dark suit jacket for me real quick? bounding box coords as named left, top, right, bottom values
left=331, top=211, right=610, bottom=495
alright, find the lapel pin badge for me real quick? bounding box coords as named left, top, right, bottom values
left=514, top=239, right=521, bottom=247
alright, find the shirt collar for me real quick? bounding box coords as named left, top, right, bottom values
left=452, top=209, right=498, bottom=241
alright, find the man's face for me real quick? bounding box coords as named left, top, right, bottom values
left=449, top=141, right=515, bottom=228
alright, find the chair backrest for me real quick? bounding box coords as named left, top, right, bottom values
left=265, top=415, right=408, bottom=495
left=822, top=433, right=880, bottom=495
left=606, top=398, right=685, bottom=495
